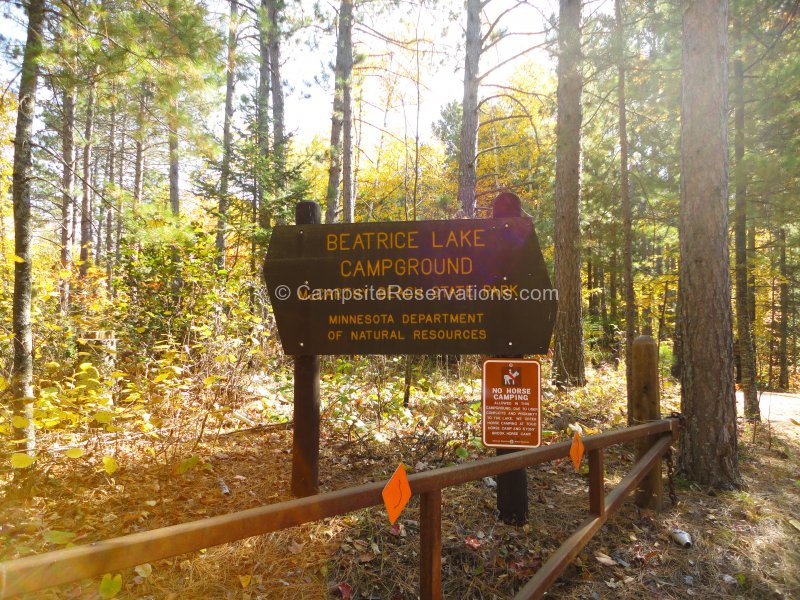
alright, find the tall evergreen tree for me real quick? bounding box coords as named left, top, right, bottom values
left=677, top=0, right=739, bottom=487
left=11, top=0, right=47, bottom=464
left=553, top=0, right=585, bottom=387
left=457, top=0, right=481, bottom=219
left=325, top=0, right=353, bottom=224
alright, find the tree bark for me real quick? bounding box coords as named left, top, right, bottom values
left=101, top=99, right=116, bottom=270
left=60, top=83, right=76, bottom=314
left=616, top=0, right=637, bottom=421
left=324, top=0, right=353, bottom=224
left=747, top=221, right=756, bottom=327
left=114, top=114, right=124, bottom=272
left=168, top=104, right=180, bottom=216
left=677, top=0, right=739, bottom=488
left=79, top=80, right=95, bottom=277
left=586, top=248, right=593, bottom=314
left=257, top=0, right=271, bottom=230
left=457, top=0, right=481, bottom=219
left=733, top=12, right=758, bottom=419
left=779, top=227, right=789, bottom=389
left=553, top=0, right=585, bottom=388
left=133, top=88, right=146, bottom=210
left=96, top=187, right=103, bottom=265
left=267, top=0, right=285, bottom=199
left=11, top=0, right=46, bottom=460
left=216, top=0, right=238, bottom=266
left=768, top=272, right=776, bottom=388
left=341, top=60, right=354, bottom=223
left=609, top=233, right=618, bottom=322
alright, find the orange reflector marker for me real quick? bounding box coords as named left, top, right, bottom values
left=382, top=464, right=412, bottom=524
left=570, top=432, right=585, bottom=472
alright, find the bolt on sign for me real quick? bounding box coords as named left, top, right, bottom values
left=262, top=218, right=556, bottom=355
left=482, top=359, right=541, bottom=448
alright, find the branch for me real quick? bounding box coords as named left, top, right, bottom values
left=483, top=30, right=550, bottom=54
left=478, top=113, right=529, bottom=128
left=475, top=142, right=518, bottom=159
left=477, top=93, right=540, bottom=151
left=481, top=0, right=526, bottom=47
left=477, top=40, right=548, bottom=82
left=744, top=0, right=800, bottom=73
left=32, top=143, right=127, bottom=220
left=482, top=83, right=550, bottom=106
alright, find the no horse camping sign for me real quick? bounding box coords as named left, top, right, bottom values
left=482, top=359, right=542, bottom=449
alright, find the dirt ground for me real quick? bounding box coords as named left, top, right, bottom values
left=1, top=367, right=799, bottom=599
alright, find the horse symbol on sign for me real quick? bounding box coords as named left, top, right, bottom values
left=503, top=366, right=520, bottom=386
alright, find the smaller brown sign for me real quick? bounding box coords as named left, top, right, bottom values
left=482, top=359, right=541, bottom=449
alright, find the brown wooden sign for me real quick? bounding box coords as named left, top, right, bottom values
left=262, top=218, right=556, bottom=355
left=482, top=359, right=541, bottom=449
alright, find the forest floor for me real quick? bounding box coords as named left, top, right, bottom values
left=1, top=361, right=799, bottom=600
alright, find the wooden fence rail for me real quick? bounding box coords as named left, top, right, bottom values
left=0, top=418, right=679, bottom=600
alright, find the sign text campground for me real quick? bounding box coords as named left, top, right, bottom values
left=263, top=218, right=556, bottom=355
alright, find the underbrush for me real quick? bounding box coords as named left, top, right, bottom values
left=0, top=358, right=797, bottom=599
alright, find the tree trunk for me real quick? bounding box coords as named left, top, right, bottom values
left=768, top=272, right=776, bottom=388
left=457, top=0, right=481, bottom=219
left=747, top=221, right=756, bottom=326
left=92, top=151, right=100, bottom=253
left=553, top=0, right=585, bottom=388
left=616, top=0, right=638, bottom=421
left=216, top=0, right=238, bottom=267
left=324, top=0, right=353, bottom=224
left=792, top=307, right=798, bottom=377
left=677, top=0, right=739, bottom=488
left=96, top=188, right=103, bottom=265
left=733, top=13, right=758, bottom=419
left=267, top=0, right=285, bottom=198
left=168, top=104, right=180, bottom=216
left=102, top=100, right=116, bottom=270
left=133, top=89, right=146, bottom=210
left=257, top=1, right=271, bottom=230
left=342, top=62, right=354, bottom=223
left=779, top=227, right=789, bottom=389
left=586, top=248, right=593, bottom=314
left=609, top=234, right=618, bottom=322
left=0, top=201, right=7, bottom=295
left=11, top=0, right=46, bottom=462
left=114, top=115, right=124, bottom=272
left=600, top=260, right=608, bottom=330
left=79, top=81, right=96, bottom=277
left=60, top=83, right=76, bottom=314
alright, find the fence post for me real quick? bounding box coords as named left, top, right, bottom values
left=588, top=448, right=605, bottom=517
left=420, top=489, right=442, bottom=600
left=631, top=334, right=662, bottom=509
left=492, top=192, right=529, bottom=525
left=291, top=201, right=321, bottom=497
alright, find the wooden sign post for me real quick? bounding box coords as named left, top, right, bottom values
left=487, top=193, right=538, bottom=525
left=291, top=201, right=321, bottom=497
